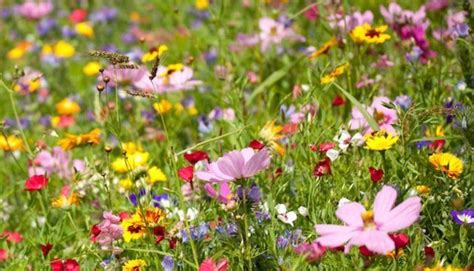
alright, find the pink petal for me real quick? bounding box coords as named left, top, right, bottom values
left=336, top=202, right=365, bottom=227
left=242, top=149, right=270, bottom=177
left=379, top=197, right=422, bottom=232
left=315, top=225, right=358, bottom=248
left=373, top=185, right=397, bottom=225
left=218, top=151, right=244, bottom=178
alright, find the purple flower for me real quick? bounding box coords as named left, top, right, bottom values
left=328, top=10, right=373, bottom=32
left=450, top=210, right=474, bottom=225
left=161, top=256, right=174, bottom=271
left=394, top=95, right=412, bottom=110
left=226, top=223, right=238, bottom=235
left=37, top=18, right=56, bottom=36
left=277, top=236, right=289, bottom=248
left=90, top=8, right=118, bottom=23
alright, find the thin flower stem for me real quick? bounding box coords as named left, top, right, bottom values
left=1, top=79, right=34, bottom=157
left=241, top=182, right=253, bottom=271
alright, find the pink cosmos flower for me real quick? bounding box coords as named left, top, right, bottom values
left=102, top=64, right=148, bottom=88
left=198, top=258, right=228, bottom=271
left=17, top=1, right=53, bottom=20
left=328, top=11, right=373, bottom=33
left=349, top=96, right=397, bottom=134
left=135, top=65, right=202, bottom=93
left=315, top=185, right=421, bottom=255
left=258, top=17, right=305, bottom=52
left=195, top=148, right=271, bottom=183
left=203, top=182, right=233, bottom=204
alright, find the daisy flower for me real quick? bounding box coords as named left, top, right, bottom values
left=428, top=153, right=463, bottom=179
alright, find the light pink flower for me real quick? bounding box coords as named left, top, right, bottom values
left=258, top=17, right=304, bottom=52
left=29, top=147, right=85, bottom=179
left=328, top=11, right=373, bottom=32
left=95, top=212, right=123, bottom=250
left=315, top=185, right=421, bottom=255
left=136, top=65, right=202, bottom=93
left=102, top=64, right=148, bottom=88
left=203, top=182, right=233, bottom=204
left=349, top=96, right=397, bottom=134
left=17, top=1, right=53, bottom=20
left=195, top=148, right=271, bottom=183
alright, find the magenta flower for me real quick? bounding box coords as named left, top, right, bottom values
left=315, top=185, right=421, bottom=255
left=134, top=65, right=202, bottom=93
left=102, top=64, right=148, bottom=88
left=349, top=96, right=397, bottom=134
left=294, top=241, right=326, bottom=262
left=195, top=148, right=271, bottom=183
left=95, top=212, right=123, bottom=250
left=29, top=147, right=85, bottom=179
left=203, top=182, right=233, bottom=204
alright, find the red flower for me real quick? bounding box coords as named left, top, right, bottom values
left=359, top=246, right=375, bottom=257
left=389, top=233, right=409, bottom=249
left=1, top=230, right=23, bottom=243
left=424, top=246, right=435, bottom=259
left=0, top=249, right=7, bottom=262
left=368, top=167, right=384, bottom=183
left=178, top=166, right=194, bottom=183
left=118, top=212, right=129, bottom=221
left=429, top=139, right=445, bottom=151
left=319, top=142, right=336, bottom=152
left=282, top=123, right=298, bottom=134
left=153, top=226, right=166, bottom=244
left=249, top=139, right=265, bottom=150
left=169, top=238, right=177, bottom=249
left=184, top=151, right=209, bottom=165
left=332, top=95, right=345, bottom=107
left=51, top=258, right=80, bottom=271
left=313, top=158, right=331, bottom=176
left=40, top=243, right=53, bottom=257
left=25, top=175, right=48, bottom=191
left=90, top=224, right=101, bottom=241
left=69, top=9, right=87, bottom=23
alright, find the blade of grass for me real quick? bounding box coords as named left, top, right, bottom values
left=333, top=82, right=380, bottom=132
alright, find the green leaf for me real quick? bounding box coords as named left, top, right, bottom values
left=333, top=82, right=380, bottom=131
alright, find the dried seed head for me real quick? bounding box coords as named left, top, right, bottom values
left=103, top=76, right=110, bottom=83
left=122, top=150, right=127, bottom=156
left=96, top=84, right=105, bottom=92
left=139, top=37, right=145, bottom=43
left=105, top=146, right=112, bottom=153
left=99, top=68, right=105, bottom=73
left=88, top=50, right=130, bottom=64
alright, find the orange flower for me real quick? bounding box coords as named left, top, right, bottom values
left=58, top=128, right=101, bottom=150
left=309, top=37, right=338, bottom=60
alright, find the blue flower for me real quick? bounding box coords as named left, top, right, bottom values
left=450, top=210, right=474, bottom=225
left=161, top=256, right=174, bottom=271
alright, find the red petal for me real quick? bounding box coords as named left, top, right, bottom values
left=249, top=140, right=265, bottom=150
left=178, top=166, right=194, bottom=182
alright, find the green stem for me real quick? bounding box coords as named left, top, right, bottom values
left=241, top=182, right=253, bottom=271
left=1, top=79, right=34, bottom=157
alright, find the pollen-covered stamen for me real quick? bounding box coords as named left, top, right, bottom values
left=361, top=210, right=376, bottom=229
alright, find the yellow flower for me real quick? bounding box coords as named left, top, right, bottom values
left=259, top=121, right=285, bottom=156
left=123, top=259, right=147, bottom=271
left=428, top=153, right=463, bottom=179
left=54, top=40, right=75, bottom=58
left=187, top=106, right=198, bottom=116
left=416, top=185, right=430, bottom=194
left=195, top=0, right=210, bottom=10
left=141, top=45, right=168, bottom=63
left=51, top=193, right=79, bottom=208
left=75, top=22, right=94, bottom=37
left=159, top=63, right=184, bottom=77
left=56, top=98, right=81, bottom=115
left=364, top=131, right=399, bottom=151
left=58, top=128, right=101, bottom=150
left=320, top=63, right=349, bottom=85
left=42, top=44, right=54, bottom=55
left=309, top=37, right=338, bottom=60
left=123, top=142, right=143, bottom=155
left=426, top=125, right=445, bottom=137
left=351, top=24, right=391, bottom=44
left=147, top=166, right=167, bottom=184
left=7, top=42, right=32, bottom=59
left=119, top=178, right=133, bottom=191
left=122, top=214, right=146, bottom=242
left=112, top=152, right=149, bottom=173
left=423, top=264, right=464, bottom=271
left=0, top=135, right=24, bottom=152
left=153, top=100, right=173, bottom=114
left=83, top=61, right=102, bottom=76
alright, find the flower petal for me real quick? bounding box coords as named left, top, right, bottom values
left=379, top=197, right=422, bottom=232
left=373, top=185, right=397, bottom=224
left=336, top=202, right=365, bottom=227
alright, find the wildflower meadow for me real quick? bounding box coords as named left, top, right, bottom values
left=1, top=0, right=474, bottom=270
